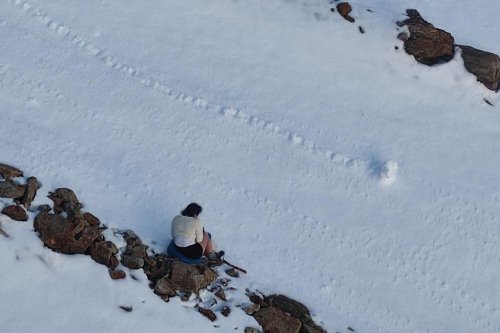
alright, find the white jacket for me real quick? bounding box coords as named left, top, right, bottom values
left=171, top=215, right=204, bottom=247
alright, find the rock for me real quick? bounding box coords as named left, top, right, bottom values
left=20, top=177, right=38, bottom=210
left=1, top=205, right=28, bottom=221
left=225, top=268, right=240, bottom=278
left=215, top=289, right=227, bottom=301
left=0, top=164, right=23, bottom=180
left=265, top=294, right=326, bottom=333
left=154, top=275, right=176, bottom=298
left=48, top=188, right=82, bottom=217
left=0, top=181, right=25, bottom=199
left=83, top=212, right=100, bottom=226
left=358, top=26, right=365, bottom=34
left=244, top=328, right=263, bottom=333
left=399, top=9, right=454, bottom=65
left=152, top=260, right=217, bottom=297
left=119, top=305, right=133, bottom=312
left=244, top=303, right=261, bottom=315
left=128, top=244, right=148, bottom=258
left=34, top=212, right=101, bottom=254
left=122, top=230, right=143, bottom=248
left=397, top=32, right=409, bottom=41
left=169, top=261, right=217, bottom=294
left=121, top=254, right=144, bottom=269
left=221, top=306, right=231, bottom=317
left=336, top=2, right=354, bottom=23
left=198, top=307, right=217, bottom=322
left=109, top=269, right=126, bottom=280
left=143, top=255, right=170, bottom=283
left=265, top=294, right=311, bottom=322
left=458, top=45, right=500, bottom=91
left=253, top=307, right=302, bottom=333
left=37, top=205, right=51, bottom=213
left=89, top=240, right=118, bottom=267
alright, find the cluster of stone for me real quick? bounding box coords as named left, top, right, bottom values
left=1, top=162, right=329, bottom=332
left=33, top=187, right=124, bottom=278
left=0, top=163, right=38, bottom=223
left=397, top=9, right=500, bottom=92
left=244, top=293, right=327, bottom=333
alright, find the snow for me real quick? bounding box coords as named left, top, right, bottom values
left=1, top=0, right=500, bottom=332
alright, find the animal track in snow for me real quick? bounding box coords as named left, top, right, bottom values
left=8, top=0, right=396, bottom=182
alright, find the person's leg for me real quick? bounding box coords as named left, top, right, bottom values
left=199, top=231, right=213, bottom=255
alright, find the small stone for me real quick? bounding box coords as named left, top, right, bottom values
left=109, top=269, right=126, bottom=280
left=225, top=268, right=239, bottom=278
left=336, top=2, right=355, bottom=22
left=121, top=254, right=144, bottom=269
left=1, top=205, right=28, bottom=221
left=221, top=306, right=231, bottom=317
left=347, top=327, right=355, bottom=332
left=20, top=177, right=38, bottom=210
left=397, top=32, right=409, bottom=41
left=215, top=289, right=227, bottom=301
left=119, top=305, right=133, bottom=312
left=198, top=307, right=217, bottom=322
left=244, top=328, right=262, bottom=333
left=243, top=303, right=260, bottom=315
left=358, top=26, right=365, bottom=34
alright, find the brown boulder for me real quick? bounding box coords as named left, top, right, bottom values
left=399, top=9, right=454, bottom=65
left=0, top=181, right=25, bottom=199
left=1, top=205, right=28, bottom=221
left=34, top=212, right=101, bottom=254
left=20, top=177, right=38, bottom=210
left=458, top=45, right=500, bottom=91
left=0, top=164, right=23, bottom=180
left=48, top=188, right=82, bottom=217
left=336, top=2, right=355, bottom=23
left=89, top=240, right=118, bottom=267
left=109, top=269, right=127, bottom=280
left=153, top=260, right=217, bottom=297
left=253, top=307, right=302, bottom=333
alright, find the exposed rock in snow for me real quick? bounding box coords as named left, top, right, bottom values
left=1, top=205, right=28, bottom=221
left=398, top=9, right=454, bottom=65
left=458, top=45, right=500, bottom=91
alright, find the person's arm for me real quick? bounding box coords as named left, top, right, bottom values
left=195, top=220, right=204, bottom=243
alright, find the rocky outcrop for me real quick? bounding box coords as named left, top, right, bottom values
left=1, top=205, right=28, bottom=221
left=397, top=9, right=454, bottom=65
left=1, top=162, right=329, bottom=332
left=458, top=45, right=500, bottom=91
left=34, top=212, right=102, bottom=254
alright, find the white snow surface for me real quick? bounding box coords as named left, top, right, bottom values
left=1, top=0, right=500, bottom=332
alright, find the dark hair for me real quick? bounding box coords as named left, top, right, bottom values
left=181, top=203, right=202, bottom=217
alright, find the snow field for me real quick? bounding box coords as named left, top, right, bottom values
left=1, top=0, right=500, bottom=332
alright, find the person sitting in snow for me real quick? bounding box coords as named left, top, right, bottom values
left=171, top=202, right=223, bottom=260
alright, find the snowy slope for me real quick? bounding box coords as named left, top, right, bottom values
left=1, top=0, right=500, bottom=332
